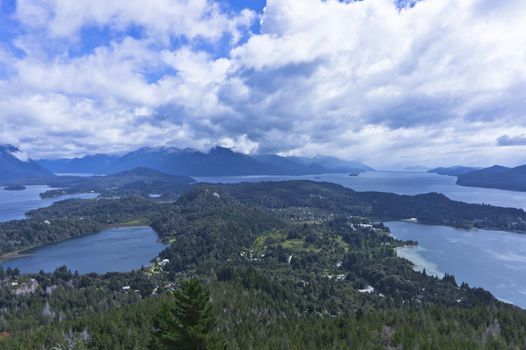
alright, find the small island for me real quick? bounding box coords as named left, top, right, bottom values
left=4, top=185, right=26, bottom=191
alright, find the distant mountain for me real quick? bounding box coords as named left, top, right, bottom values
left=252, top=154, right=326, bottom=174
left=253, top=154, right=372, bottom=175
left=38, top=146, right=373, bottom=177
left=287, top=155, right=374, bottom=172
left=404, top=165, right=428, bottom=171
left=0, top=145, right=54, bottom=183
left=457, top=165, right=526, bottom=191
left=109, top=167, right=194, bottom=183
left=428, top=166, right=481, bottom=177
left=38, top=154, right=119, bottom=174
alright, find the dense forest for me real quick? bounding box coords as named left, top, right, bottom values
left=457, top=165, right=526, bottom=192
left=1, top=180, right=526, bottom=348
left=37, top=167, right=195, bottom=199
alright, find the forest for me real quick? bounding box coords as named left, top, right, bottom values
left=1, top=180, right=526, bottom=349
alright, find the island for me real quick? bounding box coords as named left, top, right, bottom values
left=3, top=184, right=26, bottom=191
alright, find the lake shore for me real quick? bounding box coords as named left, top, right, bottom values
left=0, top=249, right=32, bottom=263
left=1, top=226, right=165, bottom=274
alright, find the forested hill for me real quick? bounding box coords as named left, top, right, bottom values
left=457, top=165, right=526, bottom=191
left=2, top=180, right=526, bottom=348
left=2, top=179, right=526, bottom=256
left=202, top=180, right=526, bottom=231
left=44, top=167, right=194, bottom=198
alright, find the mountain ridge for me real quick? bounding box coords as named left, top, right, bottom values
left=37, top=146, right=372, bottom=177
left=428, top=166, right=481, bottom=177
left=457, top=165, right=526, bottom=191
left=0, top=144, right=54, bottom=182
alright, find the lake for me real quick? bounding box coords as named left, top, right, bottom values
left=386, top=221, right=526, bottom=308
left=2, top=171, right=526, bottom=304
left=196, top=171, right=526, bottom=209
left=1, top=226, right=166, bottom=274
left=0, top=185, right=98, bottom=222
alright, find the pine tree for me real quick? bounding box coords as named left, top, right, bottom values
left=153, top=279, right=224, bottom=350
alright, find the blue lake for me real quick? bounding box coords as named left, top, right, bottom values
left=1, top=226, right=166, bottom=274
left=0, top=185, right=98, bottom=222
left=386, top=221, right=526, bottom=308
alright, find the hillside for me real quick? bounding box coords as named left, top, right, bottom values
left=457, top=165, right=526, bottom=191
left=0, top=145, right=53, bottom=182
left=1, top=180, right=526, bottom=348
left=37, top=146, right=372, bottom=176
left=37, top=167, right=195, bottom=199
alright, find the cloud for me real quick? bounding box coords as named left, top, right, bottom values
left=14, top=0, right=256, bottom=43
left=497, top=135, right=526, bottom=147
left=1, top=0, right=526, bottom=168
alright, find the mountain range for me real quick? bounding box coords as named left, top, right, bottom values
left=0, top=145, right=54, bottom=182
left=456, top=165, right=526, bottom=192
left=36, top=146, right=373, bottom=177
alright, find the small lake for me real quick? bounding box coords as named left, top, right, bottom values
left=1, top=226, right=166, bottom=274
left=197, top=171, right=526, bottom=209
left=386, top=221, right=526, bottom=309
left=0, top=185, right=98, bottom=222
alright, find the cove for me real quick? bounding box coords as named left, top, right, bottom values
left=386, top=221, right=526, bottom=309
left=1, top=226, right=166, bottom=274
left=0, top=185, right=98, bottom=222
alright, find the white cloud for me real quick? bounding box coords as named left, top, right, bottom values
left=221, top=0, right=526, bottom=166
left=14, top=0, right=256, bottom=43
left=2, top=0, right=526, bottom=167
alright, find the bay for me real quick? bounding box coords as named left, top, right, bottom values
left=386, top=221, right=526, bottom=308
left=1, top=226, right=165, bottom=274
left=0, top=185, right=98, bottom=222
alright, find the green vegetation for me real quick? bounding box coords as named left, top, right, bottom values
left=37, top=167, right=194, bottom=199
left=457, top=165, right=526, bottom=192
left=153, top=279, right=224, bottom=350
left=1, top=180, right=526, bottom=348
left=0, top=196, right=159, bottom=254
left=214, top=180, right=526, bottom=231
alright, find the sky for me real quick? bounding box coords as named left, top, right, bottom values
left=1, top=0, right=526, bottom=168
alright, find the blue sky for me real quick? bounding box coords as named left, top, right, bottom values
left=1, top=0, right=526, bottom=168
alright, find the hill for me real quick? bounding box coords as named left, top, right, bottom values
left=0, top=145, right=54, bottom=182
left=428, top=166, right=481, bottom=177
left=38, top=167, right=195, bottom=199
left=1, top=180, right=526, bottom=348
left=37, top=146, right=372, bottom=176
left=457, top=165, right=526, bottom=191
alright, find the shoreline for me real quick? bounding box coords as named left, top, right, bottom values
left=0, top=249, right=33, bottom=263
left=0, top=220, right=153, bottom=264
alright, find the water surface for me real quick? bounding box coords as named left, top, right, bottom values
left=386, top=221, right=526, bottom=308
left=0, top=185, right=97, bottom=222
left=1, top=226, right=165, bottom=274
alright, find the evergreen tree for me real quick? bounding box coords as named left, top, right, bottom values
left=153, top=279, right=224, bottom=350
